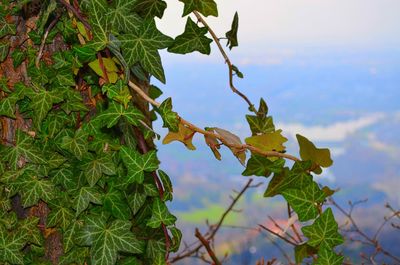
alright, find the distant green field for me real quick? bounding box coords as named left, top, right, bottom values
left=177, top=204, right=244, bottom=225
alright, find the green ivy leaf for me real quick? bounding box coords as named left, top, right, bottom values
left=179, top=0, right=218, bottom=17
left=314, top=247, right=344, bottom=265
left=245, top=129, right=287, bottom=153
left=63, top=221, right=83, bottom=253
left=297, top=134, right=333, bottom=168
left=107, top=0, right=142, bottom=33
left=61, top=129, right=88, bottom=160
left=102, top=80, right=132, bottom=108
left=169, top=227, right=182, bottom=252
left=17, top=217, right=42, bottom=246
left=242, top=155, right=284, bottom=177
left=59, top=246, right=90, bottom=265
left=17, top=174, right=56, bottom=207
left=126, top=186, right=147, bottom=215
left=30, top=88, right=64, bottom=128
left=120, top=147, right=159, bottom=184
left=294, top=243, right=318, bottom=264
left=11, top=49, right=26, bottom=68
left=282, top=182, right=326, bottom=222
left=47, top=204, right=74, bottom=230
left=83, top=154, right=116, bottom=187
left=158, top=97, right=179, bottom=132
left=74, top=186, right=103, bottom=217
left=0, top=225, right=25, bottom=264
left=264, top=163, right=313, bottom=197
left=147, top=198, right=177, bottom=228
left=133, top=0, right=167, bottom=19
left=0, top=94, right=18, bottom=118
left=146, top=239, right=165, bottom=260
left=84, top=0, right=110, bottom=51
left=246, top=115, right=275, bottom=135
left=231, top=64, right=244, bottom=78
left=73, top=45, right=97, bottom=63
left=91, top=102, right=144, bottom=128
left=0, top=41, right=9, bottom=62
left=0, top=16, right=16, bottom=38
left=225, top=12, right=239, bottom=50
left=1, top=130, right=47, bottom=169
left=76, top=215, right=144, bottom=265
left=120, top=20, right=173, bottom=83
left=44, top=112, right=69, bottom=138
left=302, top=208, right=344, bottom=249
left=52, top=168, right=75, bottom=190
left=103, top=188, right=132, bottom=220
left=168, top=17, right=212, bottom=55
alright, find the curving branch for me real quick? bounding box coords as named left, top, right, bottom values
left=127, top=80, right=301, bottom=163
left=192, top=11, right=256, bottom=113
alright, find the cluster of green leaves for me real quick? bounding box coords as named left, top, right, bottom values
left=0, top=0, right=343, bottom=264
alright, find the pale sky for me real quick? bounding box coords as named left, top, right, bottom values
left=157, top=0, right=400, bottom=58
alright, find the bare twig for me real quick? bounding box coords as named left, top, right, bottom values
left=192, top=11, right=256, bottom=113
left=287, top=204, right=302, bottom=243
left=195, top=228, right=222, bottom=265
left=259, top=224, right=297, bottom=247
left=170, top=179, right=256, bottom=263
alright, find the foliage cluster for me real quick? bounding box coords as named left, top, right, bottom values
left=0, top=0, right=343, bottom=264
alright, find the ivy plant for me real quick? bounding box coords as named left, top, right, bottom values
left=0, top=0, right=343, bottom=264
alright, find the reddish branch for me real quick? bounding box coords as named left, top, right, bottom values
left=195, top=228, right=222, bottom=265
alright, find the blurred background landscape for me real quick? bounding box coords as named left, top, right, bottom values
left=153, top=1, right=400, bottom=263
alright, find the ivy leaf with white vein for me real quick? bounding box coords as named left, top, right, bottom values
left=0, top=225, right=25, bottom=264
left=30, top=88, right=64, bottom=129
left=76, top=215, right=144, bottom=265
left=179, top=0, right=218, bottom=17
left=83, top=154, right=116, bottom=187
left=91, top=101, right=144, bottom=129
left=15, top=174, right=56, bottom=208
left=133, top=0, right=167, bottom=19
left=120, top=20, right=173, bottom=83
left=103, top=188, right=131, bottom=220
left=282, top=182, right=326, bottom=222
left=61, top=129, right=88, bottom=160
left=47, top=203, right=74, bottom=230
left=147, top=198, right=177, bottom=228
left=1, top=130, right=47, bottom=169
left=314, top=247, right=344, bottom=265
left=74, top=186, right=103, bottom=217
left=107, top=0, right=142, bottom=33
left=83, top=0, right=110, bottom=51
left=168, top=17, right=212, bottom=55
left=120, top=146, right=159, bottom=184
left=302, top=208, right=344, bottom=249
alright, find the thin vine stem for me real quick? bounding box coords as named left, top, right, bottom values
left=127, top=80, right=301, bottom=163
left=192, top=11, right=256, bottom=113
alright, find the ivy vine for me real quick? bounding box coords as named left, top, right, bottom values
left=0, top=0, right=344, bottom=264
